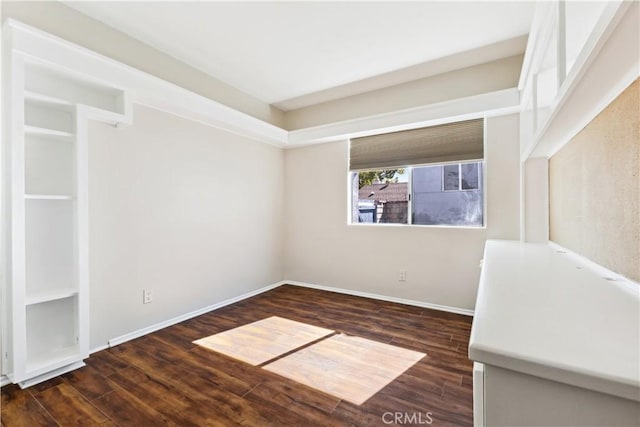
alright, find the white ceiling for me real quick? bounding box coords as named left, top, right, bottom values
left=65, top=1, right=535, bottom=111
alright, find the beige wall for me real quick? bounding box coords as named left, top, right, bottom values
left=87, top=104, right=284, bottom=349
left=283, top=114, right=520, bottom=310
left=1, top=1, right=285, bottom=127
left=550, top=79, right=639, bottom=282
left=284, top=55, right=523, bottom=130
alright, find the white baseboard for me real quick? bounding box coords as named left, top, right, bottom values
left=96, top=278, right=472, bottom=354
left=1, top=375, right=10, bottom=387
left=89, top=344, right=110, bottom=355
left=103, top=281, right=285, bottom=350
left=285, top=280, right=475, bottom=316
left=18, top=362, right=86, bottom=389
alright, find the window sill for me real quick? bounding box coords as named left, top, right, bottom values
left=347, top=222, right=487, bottom=230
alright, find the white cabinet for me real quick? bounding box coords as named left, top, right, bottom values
left=469, top=241, right=640, bottom=426
left=472, top=362, right=484, bottom=427
left=4, top=44, right=131, bottom=387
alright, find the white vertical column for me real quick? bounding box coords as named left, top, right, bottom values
left=523, top=157, right=549, bottom=243
left=9, top=54, right=26, bottom=380
left=74, top=106, right=90, bottom=359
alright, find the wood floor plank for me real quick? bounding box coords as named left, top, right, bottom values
left=1, top=285, right=474, bottom=426
left=127, top=334, right=257, bottom=395
left=1, top=384, right=41, bottom=413
left=188, top=345, right=277, bottom=386
left=1, top=384, right=59, bottom=427
left=91, top=386, right=172, bottom=426
left=83, top=349, right=129, bottom=378
left=245, top=378, right=342, bottom=415
left=26, top=378, right=65, bottom=394
left=152, top=323, right=203, bottom=350
left=62, top=366, right=115, bottom=401
left=331, top=400, right=387, bottom=426
left=104, top=366, right=225, bottom=427
left=0, top=406, right=58, bottom=427
left=106, top=341, right=288, bottom=426
left=33, top=382, right=109, bottom=426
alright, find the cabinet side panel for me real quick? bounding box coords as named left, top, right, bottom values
left=484, top=365, right=640, bottom=426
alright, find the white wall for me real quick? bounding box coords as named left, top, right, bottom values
left=87, top=104, right=284, bottom=349
left=283, top=114, right=520, bottom=311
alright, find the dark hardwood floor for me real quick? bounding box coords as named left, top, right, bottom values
left=1, top=285, right=474, bottom=426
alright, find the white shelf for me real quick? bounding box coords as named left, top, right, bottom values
left=25, top=194, right=74, bottom=200
left=25, top=345, right=81, bottom=376
left=24, top=90, right=74, bottom=110
left=25, top=62, right=127, bottom=116
left=24, top=125, right=74, bottom=140
left=26, top=289, right=78, bottom=306
left=24, top=100, right=75, bottom=135
left=25, top=297, right=79, bottom=378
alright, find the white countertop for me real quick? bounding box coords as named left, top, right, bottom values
left=469, top=240, right=640, bottom=402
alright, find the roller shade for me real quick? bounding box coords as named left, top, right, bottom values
left=349, top=118, right=484, bottom=170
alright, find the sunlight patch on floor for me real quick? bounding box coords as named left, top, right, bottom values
left=194, top=317, right=425, bottom=405
left=193, top=316, right=334, bottom=365
left=264, top=333, right=425, bottom=405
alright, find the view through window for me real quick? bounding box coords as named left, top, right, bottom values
left=351, top=161, right=484, bottom=226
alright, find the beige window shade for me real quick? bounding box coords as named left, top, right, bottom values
left=349, top=118, right=484, bottom=171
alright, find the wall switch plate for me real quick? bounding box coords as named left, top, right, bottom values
left=143, top=289, right=153, bottom=304
left=399, top=270, right=406, bottom=281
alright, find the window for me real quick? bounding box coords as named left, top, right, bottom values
left=443, top=163, right=480, bottom=191
left=351, top=168, right=409, bottom=224
left=412, top=162, right=483, bottom=226
left=349, top=119, right=484, bottom=227
left=443, top=164, right=460, bottom=191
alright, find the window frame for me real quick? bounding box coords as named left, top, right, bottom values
left=442, top=162, right=481, bottom=192
left=349, top=159, right=486, bottom=228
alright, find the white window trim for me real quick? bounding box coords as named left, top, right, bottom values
left=442, top=162, right=482, bottom=192
left=407, top=166, right=414, bottom=225
left=349, top=160, right=485, bottom=228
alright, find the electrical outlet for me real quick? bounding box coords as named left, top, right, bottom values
left=399, top=270, right=406, bottom=282
left=143, top=289, right=153, bottom=304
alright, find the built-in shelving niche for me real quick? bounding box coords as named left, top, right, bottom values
left=25, top=133, right=74, bottom=197
left=25, top=198, right=76, bottom=303
left=24, top=63, right=127, bottom=116
left=24, top=99, right=74, bottom=135
left=25, top=296, right=80, bottom=375
left=8, top=52, right=131, bottom=387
